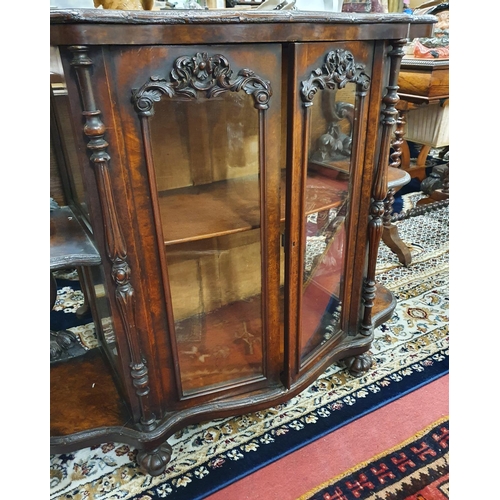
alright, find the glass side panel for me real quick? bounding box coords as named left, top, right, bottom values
left=300, top=86, right=355, bottom=363
left=149, top=92, right=264, bottom=396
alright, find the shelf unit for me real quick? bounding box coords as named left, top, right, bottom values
left=159, top=169, right=348, bottom=245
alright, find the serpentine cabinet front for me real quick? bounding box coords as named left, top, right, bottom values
left=50, top=10, right=435, bottom=476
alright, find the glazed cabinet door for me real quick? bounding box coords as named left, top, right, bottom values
left=124, top=45, right=284, bottom=401
left=284, top=41, right=385, bottom=385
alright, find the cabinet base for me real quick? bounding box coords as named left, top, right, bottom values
left=51, top=285, right=395, bottom=475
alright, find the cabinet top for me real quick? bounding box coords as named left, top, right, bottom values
left=50, top=9, right=436, bottom=45
left=50, top=8, right=436, bottom=26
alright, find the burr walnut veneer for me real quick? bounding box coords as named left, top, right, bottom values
left=50, top=9, right=435, bottom=476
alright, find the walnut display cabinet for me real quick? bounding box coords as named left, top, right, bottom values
left=50, top=9, right=435, bottom=476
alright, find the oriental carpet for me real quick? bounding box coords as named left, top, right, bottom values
left=50, top=192, right=449, bottom=500
left=300, top=416, right=449, bottom=500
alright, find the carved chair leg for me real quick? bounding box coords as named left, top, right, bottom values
left=420, top=164, right=444, bottom=195
left=382, top=225, right=412, bottom=266
left=403, top=143, right=431, bottom=182
left=400, top=139, right=412, bottom=171
left=416, top=144, right=431, bottom=168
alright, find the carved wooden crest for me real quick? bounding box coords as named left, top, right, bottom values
left=301, top=49, right=371, bottom=104
left=132, top=52, right=272, bottom=116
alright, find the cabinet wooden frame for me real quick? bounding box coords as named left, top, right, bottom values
left=50, top=9, right=435, bottom=476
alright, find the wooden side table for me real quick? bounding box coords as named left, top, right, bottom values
left=379, top=57, right=449, bottom=266
left=396, top=57, right=449, bottom=182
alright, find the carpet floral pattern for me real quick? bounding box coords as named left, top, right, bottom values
left=50, top=194, right=449, bottom=500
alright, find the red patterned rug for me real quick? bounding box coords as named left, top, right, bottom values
left=300, top=416, right=449, bottom=500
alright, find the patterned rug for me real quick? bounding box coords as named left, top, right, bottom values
left=300, top=416, right=449, bottom=500
left=50, top=192, right=449, bottom=500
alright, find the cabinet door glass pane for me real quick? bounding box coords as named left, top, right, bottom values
left=300, top=86, right=355, bottom=362
left=150, top=93, right=264, bottom=396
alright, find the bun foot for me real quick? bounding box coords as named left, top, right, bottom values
left=136, top=442, right=173, bottom=476
left=342, top=352, right=373, bottom=376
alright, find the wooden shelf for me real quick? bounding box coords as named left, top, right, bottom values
left=50, top=205, right=101, bottom=270
left=387, top=166, right=410, bottom=190
left=308, top=158, right=351, bottom=174
left=50, top=348, right=132, bottom=437
left=159, top=170, right=349, bottom=246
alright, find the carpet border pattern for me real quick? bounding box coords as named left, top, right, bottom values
left=300, top=416, right=449, bottom=500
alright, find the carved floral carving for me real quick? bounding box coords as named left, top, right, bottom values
left=301, top=49, right=371, bottom=105
left=132, top=52, right=272, bottom=115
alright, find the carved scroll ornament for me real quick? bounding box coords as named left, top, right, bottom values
left=132, top=52, right=272, bottom=115
left=301, top=49, right=371, bottom=105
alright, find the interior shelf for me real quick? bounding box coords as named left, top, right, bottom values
left=158, top=170, right=349, bottom=246
left=50, top=348, right=132, bottom=437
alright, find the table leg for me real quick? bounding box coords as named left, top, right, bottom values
left=382, top=188, right=412, bottom=266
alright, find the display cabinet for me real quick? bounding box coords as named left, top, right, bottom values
left=50, top=8, right=435, bottom=476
